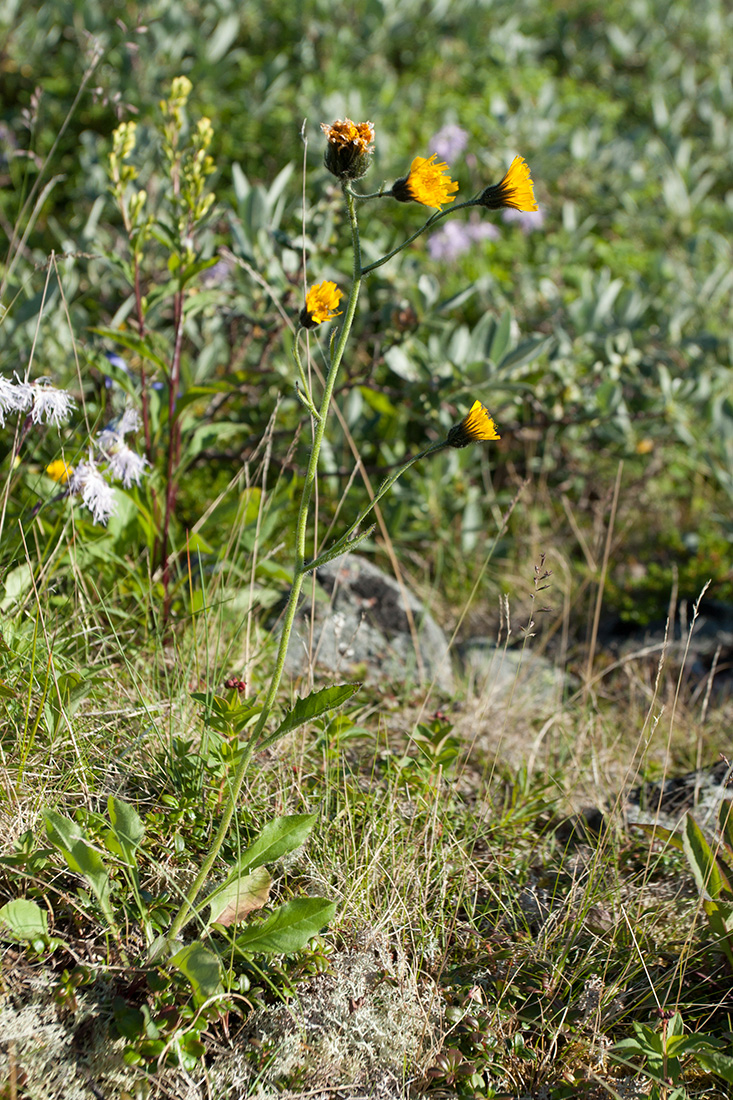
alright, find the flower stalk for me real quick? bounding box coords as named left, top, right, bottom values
left=164, top=123, right=510, bottom=951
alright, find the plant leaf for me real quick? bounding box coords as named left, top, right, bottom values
left=0, top=899, right=49, bottom=943
left=261, top=684, right=361, bottom=749
left=106, top=797, right=144, bottom=866
left=233, top=814, right=318, bottom=877
left=718, top=800, right=733, bottom=859
left=169, top=941, right=222, bottom=1002
left=44, top=810, right=116, bottom=931
left=681, top=813, right=730, bottom=899
left=696, top=1051, right=733, bottom=1085
left=208, top=867, right=272, bottom=928
left=235, top=897, right=337, bottom=955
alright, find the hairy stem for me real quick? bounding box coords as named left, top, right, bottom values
left=164, top=187, right=363, bottom=949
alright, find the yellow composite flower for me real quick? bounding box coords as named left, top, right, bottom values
left=300, top=281, right=344, bottom=328
left=46, top=459, right=73, bottom=483
left=446, top=400, right=501, bottom=448
left=391, top=154, right=459, bottom=210
left=479, top=155, right=538, bottom=212
left=321, top=118, right=375, bottom=180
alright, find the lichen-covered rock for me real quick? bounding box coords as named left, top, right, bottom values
left=284, top=556, right=454, bottom=693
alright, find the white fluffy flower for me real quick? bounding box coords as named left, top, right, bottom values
left=30, top=383, right=75, bottom=426
left=97, top=406, right=142, bottom=451
left=69, top=460, right=117, bottom=525
left=0, top=375, right=33, bottom=426
left=106, top=442, right=148, bottom=488
left=117, top=406, right=141, bottom=436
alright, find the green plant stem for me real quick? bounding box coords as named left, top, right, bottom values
left=360, top=199, right=480, bottom=275
left=306, top=439, right=447, bottom=571
left=164, top=186, right=364, bottom=950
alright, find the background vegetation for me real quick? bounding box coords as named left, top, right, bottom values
left=1, top=1, right=733, bottom=1097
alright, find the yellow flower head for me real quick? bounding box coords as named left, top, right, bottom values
left=300, top=281, right=344, bottom=329
left=46, top=459, right=73, bottom=484
left=446, top=400, right=501, bottom=448
left=391, top=154, right=459, bottom=210
left=321, top=119, right=375, bottom=180
left=479, top=155, right=538, bottom=212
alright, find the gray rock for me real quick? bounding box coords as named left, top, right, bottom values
left=456, top=638, right=566, bottom=711
left=284, top=556, right=454, bottom=692
left=625, top=758, right=733, bottom=834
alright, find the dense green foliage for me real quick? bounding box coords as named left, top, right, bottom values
left=2, top=0, right=733, bottom=618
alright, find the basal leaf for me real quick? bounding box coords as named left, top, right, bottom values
left=208, top=867, right=272, bottom=928
left=0, top=899, right=49, bottom=942
left=235, top=897, right=337, bottom=955
left=696, top=1051, right=733, bottom=1085
left=107, top=797, right=144, bottom=865
left=169, top=941, right=222, bottom=1002
left=681, top=813, right=729, bottom=899
left=231, top=814, right=317, bottom=877
left=44, top=810, right=115, bottom=929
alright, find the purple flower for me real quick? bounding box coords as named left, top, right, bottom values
left=428, top=221, right=474, bottom=261
left=428, top=218, right=499, bottom=261
left=465, top=221, right=500, bottom=244
left=200, top=258, right=233, bottom=286
left=431, top=124, right=469, bottom=163
left=502, top=206, right=545, bottom=234
left=104, top=351, right=129, bottom=373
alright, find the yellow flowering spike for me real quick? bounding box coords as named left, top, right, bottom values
left=321, top=119, right=375, bottom=180
left=479, top=155, right=538, bottom=212
left=46, top=459, right=73, bottom=484
left=300, top=281, right=344, bottom=328
left=446, top=400, right=500, bottom=448
left=392, top=154, right=459, bottom=210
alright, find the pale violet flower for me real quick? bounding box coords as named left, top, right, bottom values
left=431, top=124, right=469, bottom=162
left=106, top=442, right=148, bottom=488
left=428, top=218, right=499, bottom=261
left=104, top=350, right=129, bottom=373
left=30, top=382, right=76, bottom=426
left=69, top=460, right=118, bottom=525
left=502, top=205, right=545, bottom=234
left=429, top=222, right=474, bottom=261
left=467, top=221, right=501, bottom=244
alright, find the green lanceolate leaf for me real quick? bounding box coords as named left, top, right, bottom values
left=718, top=800, right=733, bottom=860
left=105, top=797, right=144, bottom=866
left=44, top=810, right=117, bottom=932
left=234, top=814, right=317, bottom=876
left=261, top=684, right=361, bottom=749
left=169, top=941, right=223, bottom=1002
left=199, top=815, right=316, bottom=925
left=235, top=897, right=337, bottom=955
left=681, top=813, right=730, bottom=900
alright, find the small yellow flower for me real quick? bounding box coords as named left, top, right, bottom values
left=46, top=459, right=73, bottom=483
left=321, top=119, right=375, bottom=180
left=479, top=155, right=538, bottom=212
left=300, top=281, right=344, bottom=328
left=391, top=155, right=459, bottom=210
left=636, top=438, right=654, bottom=455
left=446, top=400, right=501, bottom=448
